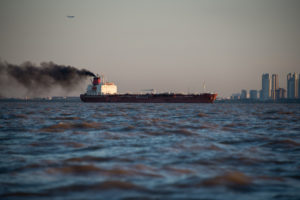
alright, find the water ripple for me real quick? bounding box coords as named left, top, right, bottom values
left=0, top=102, right=300, bottom=199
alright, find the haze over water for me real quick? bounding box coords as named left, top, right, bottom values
left=1, top=101, right=300, bottom=199
left=1, top=0, right=300, bottom=97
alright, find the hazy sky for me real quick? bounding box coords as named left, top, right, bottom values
left=0, top=0, right=300, bottom=97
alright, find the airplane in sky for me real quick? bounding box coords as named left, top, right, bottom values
left=67, top=16, right=75, bottom=18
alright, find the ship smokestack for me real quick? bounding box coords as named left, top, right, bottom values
left=92, top=76, right=101, bottom=85
left=0, top=61, right=96, bottom=98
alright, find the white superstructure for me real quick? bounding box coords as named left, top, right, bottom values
left=86, top=76, right=117, bottom=95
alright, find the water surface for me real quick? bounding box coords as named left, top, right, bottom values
left=0, top=102, right=300, bottom=199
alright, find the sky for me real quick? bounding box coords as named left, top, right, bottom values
left=0, top=0, right=300, bottom=97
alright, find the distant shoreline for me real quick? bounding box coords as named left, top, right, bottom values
left=215, top=99, right=300, bottom=104
left=0, top=97, right=81, bottom=102
left=1, top=97, right=300, bottom=104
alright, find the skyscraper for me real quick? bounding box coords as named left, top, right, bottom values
left=249, top=90, right=258, bottom=100
left=287, top=73, right=298, bottom=99
left=275, top=88, right=286, bottom=99
left=271, top=74, right=278, bottom=100
left=240, top=90, right=247, bottom=99
left=261, top=73, right=270, bottom=100
left=299, top=73, right=300, bottom=99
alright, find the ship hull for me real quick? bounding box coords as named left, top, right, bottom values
left=80, top=93, right=217, bottom=103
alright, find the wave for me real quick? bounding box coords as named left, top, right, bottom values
left=201, top=171, right=253, bottom=188
left=40, top=122, right=102, bottom=132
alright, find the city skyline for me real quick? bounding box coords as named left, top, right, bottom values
left=232, top=72, right=300, bottom=100
left=1, top=0, right=300, bottom=98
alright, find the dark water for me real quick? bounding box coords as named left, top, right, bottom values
left=1, top=102, right=300, bottom=200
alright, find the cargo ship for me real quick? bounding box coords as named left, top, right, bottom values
left=80, top=76, right=217, bottom=103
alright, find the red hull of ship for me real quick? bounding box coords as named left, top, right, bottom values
left=80, top=93, right=217, bottom=103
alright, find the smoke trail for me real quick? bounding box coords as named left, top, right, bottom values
left=0, top=61, right=96, bottom=98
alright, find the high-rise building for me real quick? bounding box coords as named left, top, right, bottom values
left=231, top=93, right=240, bottom=100
left=249, top=90, right=258, bottom=100
left=271, top=74, right=278, bottom=100
left=261, top=73, right=270, bottom=100
left=287, top=73, right=298, bottom=99
left=240, top=90, right=247, bottom=99
left=299, top=74, right=300, bottom=99
left=275, top=88, right=286, bottom=99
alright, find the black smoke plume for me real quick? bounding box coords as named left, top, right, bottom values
left=0, top=61, right=96, bottom=98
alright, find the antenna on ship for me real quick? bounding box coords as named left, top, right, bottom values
left=99, top=74, right=104, bottom=84
left=203, top=80, right=206, bottom=93
left=102, top=74, right=106, bottom=84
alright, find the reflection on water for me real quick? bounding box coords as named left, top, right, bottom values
left=0, top=102, right=300, bottom=199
